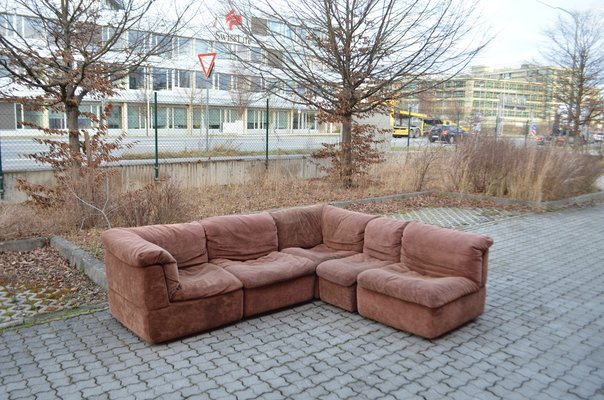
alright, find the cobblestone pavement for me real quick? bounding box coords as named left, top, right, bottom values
left=1, top=204, right=603, bottom=400
left=390, top=207, right=527, bottom=229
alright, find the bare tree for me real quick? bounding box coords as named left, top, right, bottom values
left=541, top=8, right=604, bottom=137
left=0, top=0, right=197, bottom=171
left=224, top=0, right=489, bottom=186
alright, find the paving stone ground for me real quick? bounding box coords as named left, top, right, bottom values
left=1, top=204, right=603, bottom=400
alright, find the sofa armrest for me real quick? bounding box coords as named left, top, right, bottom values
left=102, top=228, right=180, bottom=309
left=102, top=228, right=177, bottom=267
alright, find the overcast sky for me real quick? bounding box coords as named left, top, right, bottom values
left=472, top=0, right=603, bottom=68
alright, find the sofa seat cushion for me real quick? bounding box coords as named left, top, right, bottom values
left=281, top=244, right=357, bottom=266
left=316, top=253, right=396, bottom=287
left=212, top=252, right=315, bottom=289
left=357, top=265, right=480, bottom=309
left=172, top=263, right=243, bottom=302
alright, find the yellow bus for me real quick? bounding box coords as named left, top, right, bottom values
left=391, top=109, right=427, bottom=138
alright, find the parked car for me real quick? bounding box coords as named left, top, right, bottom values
left=590, top=132, right=604, bottom=143
left=427, top=124, right=468, bottom=144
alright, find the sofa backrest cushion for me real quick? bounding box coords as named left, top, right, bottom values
left=202, top=212, right=278, bottom=261
left=363, top=217, right=409, bottom=262
left=270, top=205, right=323, bottom=250
left=401, top=221, right=494, bottom=286
left=127, top=222, right=208, bottom=268
left=322, top=205, right=377, bottom=252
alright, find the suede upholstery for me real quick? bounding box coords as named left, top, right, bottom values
left=363, top=218, right=409, bottom=262
left=357, top=224, right=494, bottom=339
left=103, top=205, right=494, bottom=343
left=212, top=252, right=315, bottom=289
left=401, top=221, right=494, bottom=286
left=357, top=266, right=479, bottom=308
left=322, top=205, right=377, bottom=252
left=173, top=264, right=243, bottom=302
left=317, top=253, right=395, bottom=287
left=202, top=212, right=278, bottom=261
left=270, top=205, right=323, bottom=250
left=281, top=244, right=357, bottom=266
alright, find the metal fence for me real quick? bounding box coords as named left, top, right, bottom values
left=0, top=91, right=341, bottom=197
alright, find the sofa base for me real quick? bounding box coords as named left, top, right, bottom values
left=319, top=278, right=357, bottom=312
left=357, top=286, right=486, bottom=339
left=108, top=289, right=244, bottom=344
left=244, top=274, right=315, bottom=317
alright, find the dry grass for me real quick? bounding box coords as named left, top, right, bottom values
left=2, top=138, right=602, bottom=248
left=441, top=137, right=604, bottom=202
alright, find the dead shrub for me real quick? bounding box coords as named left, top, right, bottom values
left=440, top=136, right=604, bottom=202
left=111, top=178, right=194, bottom=227
left=313, top=123, right=384, bottom=186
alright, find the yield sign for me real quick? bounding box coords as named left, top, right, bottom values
left=198, top=53, right=216, bottom=78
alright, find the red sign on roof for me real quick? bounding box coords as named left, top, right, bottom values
left=197, top=53, right=216, bottom=78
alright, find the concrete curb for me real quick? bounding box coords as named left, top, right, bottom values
left=329, top=191, right=432, bottom=207
left=331, top=189, right=604, bottom=210
left=449, top=190, right=604, bottom=210
left=0, top=237, right=49, bottom=252
left=50, top=236, right=107, bottom=290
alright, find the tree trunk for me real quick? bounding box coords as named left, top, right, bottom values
left=65, top=103, right=82, bottom=174
left=341, top=114, right=353, bottom=188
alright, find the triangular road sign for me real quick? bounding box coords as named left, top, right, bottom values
left=198, top=53, right=216, bottom=78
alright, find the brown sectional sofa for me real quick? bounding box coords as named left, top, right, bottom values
left=102, top=205, right=493, bottom=343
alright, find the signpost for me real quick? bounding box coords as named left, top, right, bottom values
left=198, top=53, right=216, bottom=152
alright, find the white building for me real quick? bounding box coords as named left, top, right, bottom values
left=0, top=4, right=328, bottom=137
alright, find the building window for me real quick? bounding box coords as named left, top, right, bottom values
left=251, top=47, right=262, bottom=63
left=127, top=105, right=148, bottom=129
left=173, top=36, right=192, bottom=58
left=195, top=71, right=209, bottom=89
left=152, top=68, right=171, bottom=90
left=266, top=49, right=282, bottom=68
left=195, top=39, right=211, bottom=54
left=276, top=111, right=289, bottom=129
left=129, top=67, right=146, bottom=89
left=251, top=17, right=268, bottom=35
left=247, top=110, right=266, bottom=130
left=106, top=104, right=122, bottom=129
left=218, top=73, right=231, bottom=90
left=151, top=33, right=171, bottom=57
left=16, top=104, right=45, bottom=129
left=78, top=104, right=100, bottom=128
left=49, top=110, right=66, bottom=129
left=215, top=42, right=233, bottom=61
left=174, top=69, right=191, bottom=88
left=208, top=108, right=221, bottom=129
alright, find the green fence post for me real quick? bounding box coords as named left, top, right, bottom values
left=0, top=133, right=4, bottom=200
left=407, top=106, right=411, bottom=149
left=265, top=97, right=269, bottom=169
left=154, top=91, right=159, bottom=181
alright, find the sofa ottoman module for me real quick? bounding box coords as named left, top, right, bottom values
left=202, top=212, right=317, bottom=317
left=101, top=222, right=244, bottom=344
left=357, top=221, right=494, bottom=339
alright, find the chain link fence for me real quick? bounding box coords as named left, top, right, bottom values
left=0, top=91, right=341, bottom=195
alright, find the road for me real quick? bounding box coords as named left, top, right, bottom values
left=0, top=135, right=537, bottom=171
left=0, top=135, right=346, bottom=171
